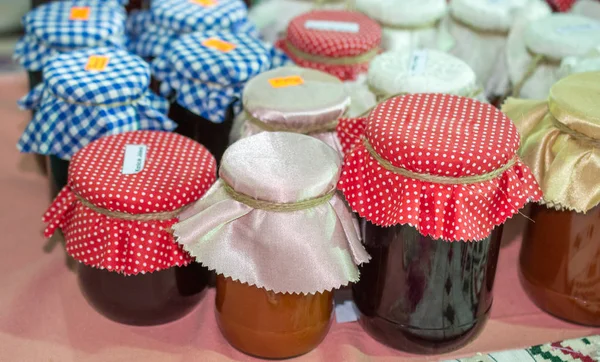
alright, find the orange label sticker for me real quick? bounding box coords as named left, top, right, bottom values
left=202, top=38, right=236, bottom=53
left=85, top=55, right=110, bottom=71
left=69, top=6, right=90, bottom=21
left=190, top=0, right=217, bottom=6
left=268, top=76, right=305, bottom=88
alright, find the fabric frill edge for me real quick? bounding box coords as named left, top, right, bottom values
left=43, top=187, right=193, bottom=276
left=538, top=199, right=595, bottom=213
left=338, top=146, right=543, bottom=242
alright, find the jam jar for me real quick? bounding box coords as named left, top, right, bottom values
left=152, top=31, right=288, bottom=164
left=507, top=14, right=600, bottom=99
left=337, top=94, right=542, bottom=353
left=43, top=131, right=217, bottom=325
left=232, top=66, right=350, bottom=154
left=17, top=47, right=174, bottom=198
left=173, top=132, right=370, bottom=358
left=503, top=71, right=600, bottom=326
left=367, top=49, right=486, bottom=103
left=354, top=0, right=448, bottom=52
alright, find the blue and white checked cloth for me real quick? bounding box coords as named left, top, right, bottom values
left=14, top=0, right=127, bottom=72
left=126, top=0, right=257, bottom=59
left=152, top=31, right=292, bottom=124
left=17, top=47, right=175, bottom=160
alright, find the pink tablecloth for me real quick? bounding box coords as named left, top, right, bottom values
left=0, top=73, right=598, bottom=362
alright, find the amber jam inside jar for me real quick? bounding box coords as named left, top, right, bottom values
left=216, top=276, right=333, bottom=359
left=168, top=103, right=234, bottom=165
left=78, top=263, right=210, bottom=326
left=520, top=204, right=600, bottom=326
left=353, top=220, right=503, bottom=354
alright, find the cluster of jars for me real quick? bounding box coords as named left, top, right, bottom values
left=15, top=0, right=600, bottom=360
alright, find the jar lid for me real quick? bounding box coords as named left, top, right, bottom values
left=15, top=1, right=126, bottom=71
left=173, top=132, right=369, bottom=294
left=525, top=14, right=600, bottom=60
left=278, top=10, right=381, bottom=81
left=450, top=0, right=528, bottom=32
left=43, top=131, right=217, bottom=274
left=150, top=0, right=248, bottom=33
left=338, top=94, right=542, bottom=241
left=152, top=31, right=288, bottom=122
left=355, top=0, right=446, bottom=27
left=45, top=47, right=149, bottom=105
left=504, top=71, right=600, bottom=212
left=242, top=66, right=350, bottom=132
left=368, top=49, right=478, bottom=99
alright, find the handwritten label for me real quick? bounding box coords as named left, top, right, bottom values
left=555, top=23, right=600, bottom=35
left=69, top=6, right=90, bottom=21
left=304, top=20, right=360, bottom=33
left=122, top=145, right=147, bottom=175
left=408, top=50, right=428, bottom=76
left=202, top=38, right=236, bottom=53
left=268, top=75, right=304, bottom=88
left=85, top=55, right=110, bottom=72
left=190, top=0, right=217, bottom=7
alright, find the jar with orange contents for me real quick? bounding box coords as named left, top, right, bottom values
left=503, top=71, right=600, bottom=326
left=173, top=132, right=370, bottom=358
left=43, top=131, right=217, bottom=325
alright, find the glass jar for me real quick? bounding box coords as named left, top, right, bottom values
left=503, top=72, right=600, bottom=326
left=354, top=221, right=503, bottom=353
left=338, top=93, right=542, bottom=353
left=79, top=263, right=209, bottom=326
left=520, top=204, right=600, bottom=326
left=216, top=276, right=333, bottom=358
left=152, top=31, right=287, bottom=164
left=172, top=132, right=369, bottom=358
left=43, top=130, right=217, bottom=324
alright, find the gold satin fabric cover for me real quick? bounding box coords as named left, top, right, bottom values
left=502, top=71, right=600, bottom=213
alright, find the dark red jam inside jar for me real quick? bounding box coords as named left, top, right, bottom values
left=353, top=221, right=503, bottom=354
left=78, top=263, right=210, bottom=326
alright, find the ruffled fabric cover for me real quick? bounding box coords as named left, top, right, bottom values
left=17, top=47, right=173, bottom=160
left=43, top=131, right=217, bottom=275
left=508, top=13, right=600, bottom=99
left=354, top=0, right=452, bottom=52
left=502, top=72, right=600, bottom=213
left=445, top=0, right=532, bottom=98
left=174, top=132, right=370, bottom=294
left=337, top=94, right=542, bottom=242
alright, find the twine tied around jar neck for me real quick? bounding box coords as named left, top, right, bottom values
left=550, top=113, right=600, bottom=148
left=245, top=110, right=339, bottom=135
left=222, top=182, right=336, bottom=212
left=47, top=88, right=148, bottom=108
left=363, top=138, right=517, bottom=184
left=75, top=193, right=188, bottom=221
left=381, top=19, right=440, bottom=31
left=511, top=51, right=562, bottom=98
left=284, top=40, right=379, bottom=66
left=449, top=12, right=509, bottom=37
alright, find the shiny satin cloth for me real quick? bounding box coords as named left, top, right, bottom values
left=502, top=71, right=600, bottom=213
left=173, top=132, right=369, bottom=295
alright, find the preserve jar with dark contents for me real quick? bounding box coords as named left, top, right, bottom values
left=173, top=132, right=369, bottom=358
left=43, top=130, right=217, bottom=325
left=504, top=71, right=600, bottom=326
left=337, top=93, right=542, bottom=353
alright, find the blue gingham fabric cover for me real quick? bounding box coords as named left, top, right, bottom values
left=126, top=0, right=257, bottom=59
left=17, top=47, right=174, bottom=160
left=14, top=0, right=127, bottom=72
left=152, top=31, right=292, bottom=123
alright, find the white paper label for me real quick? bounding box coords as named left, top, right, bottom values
left=304, top=20, right=359, bottom=33
left=122, top=144, right=147, bottom=175
left=335, top=300, right=360, bottom=323
left=408, top=50, right=428, bottom=76
left=555, top=23, right=600, bottom=35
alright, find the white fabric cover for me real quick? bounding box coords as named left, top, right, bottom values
left=354, top=0, right=451, bottom=52
left=571, top=0, right=600, bottom=21
left=446, top=0, right=531, bottom=98
left=508, top=13, right=600, bottom=99
left=559, top=49, right=600, bottom=78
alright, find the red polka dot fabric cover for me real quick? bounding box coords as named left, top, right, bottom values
left=43, top=131, right=217, bottom=275
left=276, top=10, right=381, bottom=81
left=337, top=94, right=543, bottom=242
left=547, top=0, right=577, bottom=11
